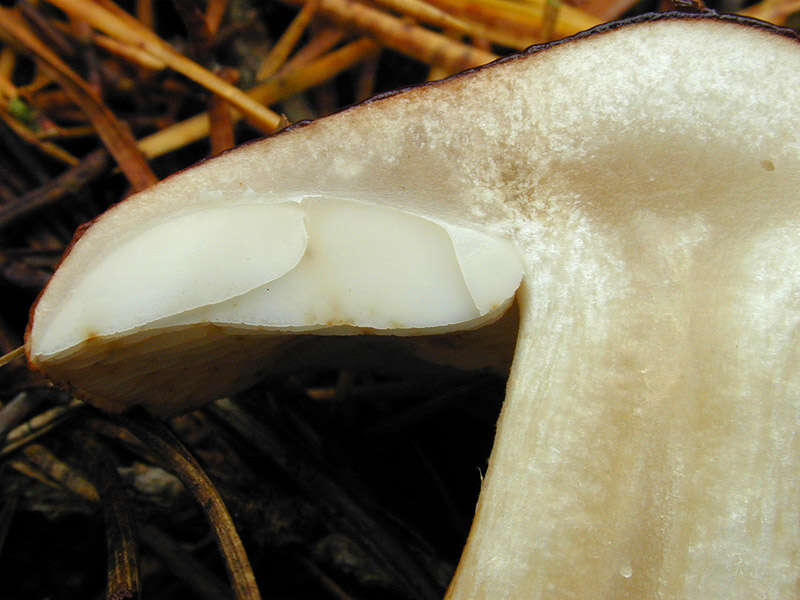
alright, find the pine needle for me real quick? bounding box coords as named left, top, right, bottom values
left=366, top=0, right=477, bottom=35
left=0, top=46, right=15, bottom=79
left=424, top=0, right=601, bottom=43
left=0, top=7, right=158, bottom=191
left=740, top=0, right=800, bottom=24
left=282, top=0, right=498, bottom=72
left=137, top=38, right=380, bottom=159
left=45, top=0, right=284, bottom=133
left=0, top=108, right=81, bottom=166
left=0, top=345, right=24, bottom=368
left=280, top=27, right=346, bottom=73
left=257, top=0, right=321, bottom=81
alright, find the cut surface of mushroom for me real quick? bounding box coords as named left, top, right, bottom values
left=30, top=197, right=523, bottom=361
left=28, top=196, right=523, bottom=414
left=25, top=13, right=800, bottom=600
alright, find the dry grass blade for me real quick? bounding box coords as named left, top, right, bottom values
left=46, top=0, right=283, bottom=133
left=282, top=0, right=498, bottom=71
left=0, top=8, right=157, bottom=191
left=116, top=410, right=261, bottom=600
left=137, top=38, right=380, bottom=159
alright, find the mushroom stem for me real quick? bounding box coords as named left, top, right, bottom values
left=447, top=221, right=800, bottom=598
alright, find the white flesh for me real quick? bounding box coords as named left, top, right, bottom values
left=28, top=192, right=522, bottom=417
left=157, top=197, right=522, bottom=331
left=26, top=15, right=800, bottom=599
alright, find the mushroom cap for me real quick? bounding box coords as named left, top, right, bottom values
left=25, top=12, right=800, bottom=422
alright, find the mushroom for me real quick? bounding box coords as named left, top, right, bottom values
left=25, top=12, right=800, bottom=599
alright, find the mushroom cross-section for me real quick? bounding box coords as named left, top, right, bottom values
left=26, top=13, right=800, bottom=600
